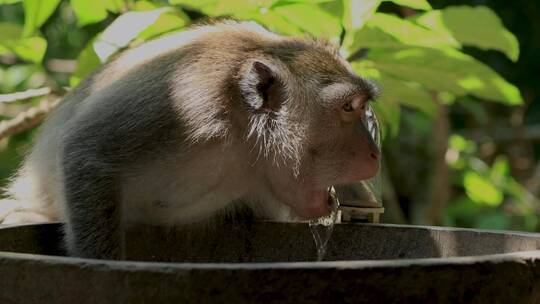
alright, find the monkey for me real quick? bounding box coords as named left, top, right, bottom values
left=1, top=21, right=380, bottom=259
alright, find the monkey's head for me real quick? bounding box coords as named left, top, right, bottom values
left=237, top=37, right=380, bottom=219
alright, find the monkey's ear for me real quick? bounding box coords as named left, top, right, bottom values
left=240, top=61, right=283, bottom=111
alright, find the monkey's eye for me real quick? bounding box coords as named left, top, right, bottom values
left=342, top=102, right=354, bottom=112
left=342, top=97, right=362, bottom=113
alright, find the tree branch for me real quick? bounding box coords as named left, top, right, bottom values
left=0, top=87, right=52, bottom=103
left=0, top=96, right=62, bottom=140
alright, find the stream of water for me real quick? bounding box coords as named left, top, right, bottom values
left=308, top=186, right=340, bottom=261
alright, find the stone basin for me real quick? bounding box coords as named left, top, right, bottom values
left=0, top=222, right=539, bottom=303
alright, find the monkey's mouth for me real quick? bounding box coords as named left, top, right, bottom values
left=327, top=186, right=339, bottom=208
left=293, top=187, right=336, bottom=219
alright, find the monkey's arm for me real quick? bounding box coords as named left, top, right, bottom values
left=61, top=145, right=122, bottom=259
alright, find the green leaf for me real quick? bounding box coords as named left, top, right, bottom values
left=1, top=64, right=39, bottom=90
left=448, top=134, right=474, bottom=152
left=371, top=100, right=400, bottom=138
left=474, top=212, right=510, bottom=230
left=414, top=6, right=519, bottom=61
left=379, top=75, right=436, bottom=117
left=345, top=14, right=459, bottom=58
left=456, top=96, right=488, bottom=123
left=171, top=0, right=332, bottom=37
left=2, top=36, right=46, bottom=63
left=0, top=0, right=22, bottom=4
left=137, top=11, right=189, bottom=41
left=445, top=196, right=483, bottom=223
left=70, top=39, right=101, bottom=86
left=490, top=155, right=509, bottom=185
left=170, top=0, right=259, bottom=16
left=352, top=60, right=436, bottom=117
left=384, top=0, right=431, bottom=10
left=270, top=0, right=333, bottom=8
left=342, top=0, right=381, bottom=32
left=271, top=3, right=341, bottom=38
left=346, top=26, right=402, bottom=56
left=367, top=47, right=523, bottom=105
left=319, top=0, right=343, bottom=19
left=370, top=13, right=458, bottom=49
left=22, top=0, right=62, bottom=37
left=70, top=0, right=123, bottom=26
left=251, top=10, right=304, bottom=35
left=133, top=1, right=160, bottom=10
left=0, top=23, right=23, bottom=40
left=341, top=0, right=381, bottom=53
left=93, top=8, right=171, bottom=62
left=0, top=45, right=9, bottom=56
left=0, top=23, right=46, bottom=63
left=463, top=171, right=503, bottom=206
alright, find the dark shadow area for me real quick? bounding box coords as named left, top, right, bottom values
left=1, top=222, right=539, bottom=262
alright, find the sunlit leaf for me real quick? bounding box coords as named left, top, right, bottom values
left=448, top=134, right=474, bottom=152
left=94, top=8, right=171, bottom=62
left=0, top=45, right=9, bottom=56
left=370, top=13, right=458, bottom=49
left=353, top=61, right=436, bottom=117
left=341, top=0, right=381, bottom=54
left=318, top=0, right=343, bottom=19
left=0, top=0, right=22, bottom=4
left=367, top=47, right=523, bottom=105
left=251, top=10, right=304, bottom=35
left=345, top=14, right=459, bottom=57
left=414, top=6, right=519, bottom=61
left=379, top=75, right=436, bottom=117
left=0, top=23, right=23, bottom=40
left=170, top=0, right=259, bottom=16
left=342, top=0, right=380, bottom=32
left=270, top=0, right=333, bottom=8
left=1, top=64, right=39, bottom=90
left=271, top=3, right=341, bottom=38
left=133, top=1, right=160, bottom=10
left=22, top=0, right=62, bottom=37
left=384, top=0, right=431, bottom=10
left=137, top=11, right=189, bottom=41
left=463, top=171, right=503, bottom=206
left=70, top=0, right=123, bottom=26
left=490, top=155, right=509, bottom=185
left=2, top=36, right=46, bottom=63
left=506, top=178, right=527, bottom=203
left=0, top=23, right=46, bottom=63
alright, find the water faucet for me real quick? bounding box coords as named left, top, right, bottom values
left=336, top=180, right=384, bottom=223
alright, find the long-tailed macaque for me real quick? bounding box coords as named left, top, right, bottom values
left=2, top=21, right=380, bottom=259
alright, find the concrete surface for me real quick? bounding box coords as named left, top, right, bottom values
left=0, top=222, right=539, bottom=303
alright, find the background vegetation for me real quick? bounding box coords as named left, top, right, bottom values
left=0, top=0, right=538, bottom=231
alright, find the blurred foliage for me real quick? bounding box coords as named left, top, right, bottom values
left=0, top=0, right=537, bottom=231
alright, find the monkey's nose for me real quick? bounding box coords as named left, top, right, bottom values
left=370, top=152, right=379, bottom=160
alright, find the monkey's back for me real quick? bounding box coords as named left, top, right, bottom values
left=1, top=21, right=287, bottom=223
